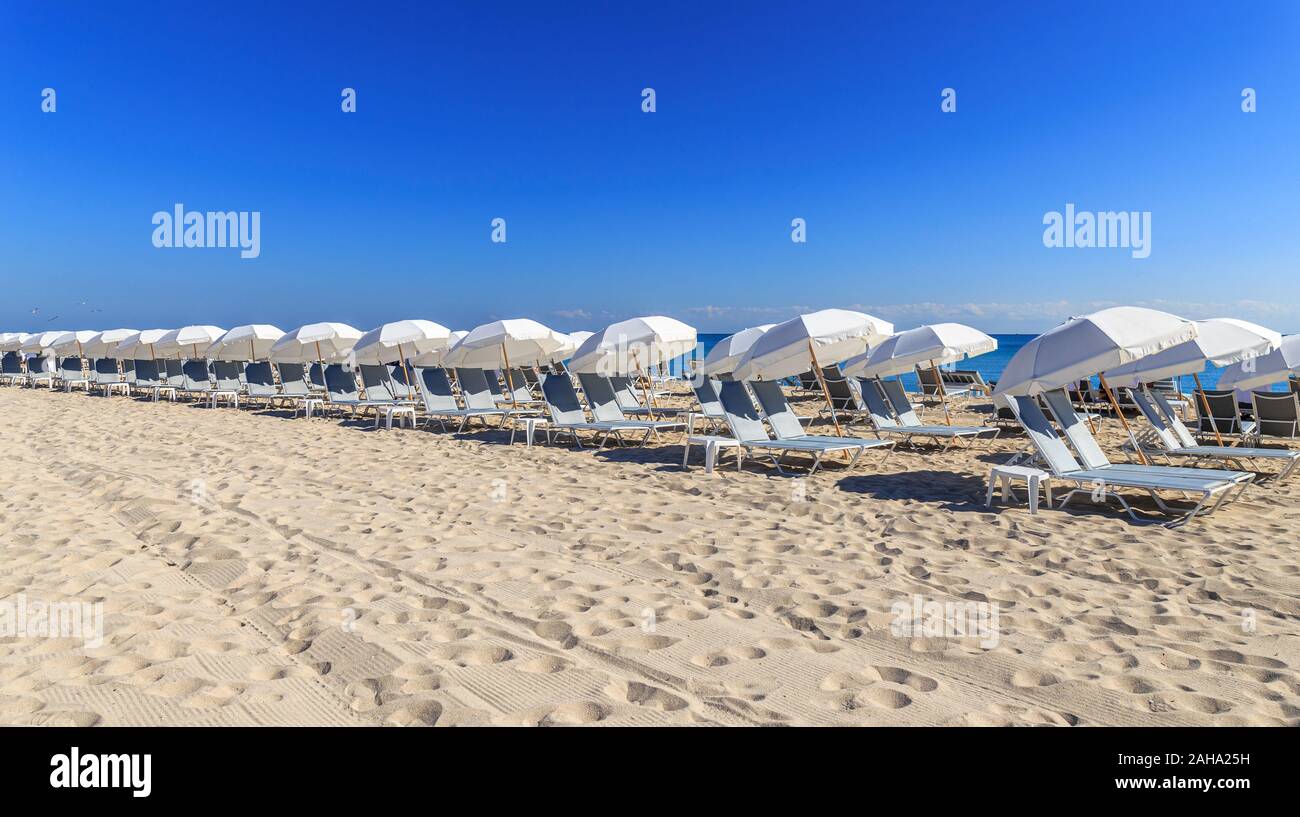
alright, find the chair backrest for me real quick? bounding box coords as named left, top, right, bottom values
left=454, top=368, right=498, bottom=411
left=212, top=361, right=243, bottom=391
left=309, top=363, right=326, bottom=390
left=858, top=378, right=900, bottom=429
left=1195, top=389, right=1242, bottom=434
left=541, top=371, right=589, bottom=425
left=691, top=377, right=725, bottom=419
left=820, top=366, right=858, bottom=407
left=245, top=361, right=277, bottom=395
left=522, top=367, right=540, bottom=385
left=417, top=367, right=460, bottom=412
left=0, top=352, right=20, bottom=375
left=717, top=381, right=770, bottom=444
left=1148, top=390, right=1198, bottom=448
left=1252, top=391, right=1300, bottom=439
left=609, top=376, right=645, bottom=411
left=915, top=366, right=941, bottom=395
left=133, top=359, right=159, bottom=386
left=576, top=373, right=625, bottom=422
left=879, top=379, right=923, bottom=426
left=94, top=358, right=120, bottom=383
left=278, top=362, right=310, bottom=395
left=182, top=359, right=211, bottom=390
left=484, top=370, right=505, bottom=397
left=1005, top=395, right=1085, bottom=477
left=358, top=364, right=397, bottom=401
left=796, top=370, right=819, bottom=391
left=164, top=358, right=184, bottom=385
left=1041, top=389, right=1112, bottom=469
left=1130, top=388, right=1182, bottom=451
left=503, top=369, right=534, bottom=404
left=387, top=364, right=416, bottom=399
left=748, top=380, right=806, bottom=440
left=324, top=364, right=359, bottom=401
left=60, top=356, right=83, bottom=379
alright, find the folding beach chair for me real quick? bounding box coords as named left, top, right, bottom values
left=209, top=361, right=245, bottom=407
left=576, top=373, right=684, bottom=441
left=875, top=378, right=1000, bottom=447
left=415, top=366, right=508, bottom=431
left=59, top=356, right=91, bottom=391
left=748, top=380, right=894, bottom=465
left=1193, top=389, right=1256, bottom=442
left=689, top=376, right=729, bottom=433
left=243, top=361, right=279, bottom=405
left=540, top=373, right=661, bottom=449
left=94, top=358, right=130, bottom=396
left=1251, top=391, right=1300, bottom=445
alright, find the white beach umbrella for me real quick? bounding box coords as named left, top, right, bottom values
left=701, top=324, right=776, bottom=377
left=20, top=331, right=66, bottom=355
left=731, top=309, right=894, bottom=435
left=443, top=318, right=569, bottom=379
left=115, top=329, right=172, bottom=361
left=81, top=328, right=140, bottom=359
left=155, top=325, right=227, bottom=359
left=842, top=323, right=997, bottom=424
left=206, top=324, right=286, bottom=361
left=1218, top=334, right=1300, bottom=392
left=352, top=319, right=451, bottom=365
left=994, top=306, right=1197, bottom=463
left=1103, top=318, right=1280, bottom=448
left=269, top=322, right=364, bottom=364
left=570, top=316, right=698, bottom=375
left=0, top=332, right=27, bottom=352
left=410, top=330, right=468, bottom=367
left=49, top=330, right=101, bottom=364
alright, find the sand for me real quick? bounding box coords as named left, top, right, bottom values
left=1, top=384, right=1297, bottom=726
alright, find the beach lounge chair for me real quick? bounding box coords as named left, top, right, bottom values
left=748, top=380, right=894, bottom=462
left=93, top=358, right=130, bottom=396
left=540, top=373, right=662, bottom=449
left=689, top=376, right=729, bottom=433
left=794, top=370, right=821, bottom=393
left=1123, top=387, right=1300, bottom=481
left=131, top=359, right=175, bottom=401
left=500, top=368, right=546, bottom=410
left=1007, top=394, right=1252, bottom=527
left=0, top=352, right=23, bottom=385
left=177, top=359, right=215, bottom=400
left=715, top=381, right=891, bottom=475
left=208, top=361, right=245, bottom=407
left=415, top=366, right=509, bottom=431
left=273, top=362, right=323, bottom=416
left=456, top=367, right=538, bottom=426
left=917, top=366, right=971, bottom=399
left=874, top=378, right=1000, bottom=446
left=608, top=375, right=681, bottom=417
left=244, top=361, right=279, bottom=404
left=386, top=364, right=417, bottom=400
left=854, top=377, right=998, bottom=448
left=576, top=373, right=684, bottom=440
left=1193, top=389, right=1256, bottom=442
left=358, top=364, right=417, bottom=405
left=322, top=364, right=383, bottom=417
left=945, top=369, right=994, bottom=395
left=59, top=356, right=90, bottom=391
left=1251, top=391, right=1300, bottom=445
left=26, top=356, right=56, bottom=388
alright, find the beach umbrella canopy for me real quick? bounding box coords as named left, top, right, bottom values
left=0, top=332, right=26, bottom=352
left=1103, top=318, right=1281, bottom=388
left=20, top=331, right=66, bottom=355
left=81, top=328, right=139, bottom=359
left=570, top=316, right=698, bottom=375
left=993, top=307, right=1197, bottom=398
left=410, top=330, right=468, bottom=367
left=269, top=322, right=363, bottom=363
left=352, top=319, right=452, bottom=365
left=442, top=318, right=570, bottom=369
left=1218, top=334, right=1300, bottom=392
left=154, top=325, right=226, bottom=358
left=842, top=322, right=997, bottom=378
left=115, top=329, right=172, bottom=359
left=731, top=309, right=893, bottom=382
left=49, top=330, right=101, bottom=356
left=206, top=324, right=286, bottom=361
left=701, top=325, right=776, bottom=377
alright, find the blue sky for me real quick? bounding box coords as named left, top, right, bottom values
left=3, top=1, right=1298, bottom=335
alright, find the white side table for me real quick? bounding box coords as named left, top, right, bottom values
left=683, top=434, right=741, bottom=474
left=209, top=390, right=240, bottom=409
left=509, top=416, right=548, bottom=447
left=375, top=404, right=417, bottom=430
left=986, top=464, right=1052, bottom=514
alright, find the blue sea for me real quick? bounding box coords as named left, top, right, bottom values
left=696, top=333, right=1247, bottom=391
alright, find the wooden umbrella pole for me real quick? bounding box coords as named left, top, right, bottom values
left=398, top=341, right=415, bottom=400
left=808, top=339, right=843, bottom=437
left=1191, top=372, right=1225, bottom=447
left=631, top=349, right=655, bottom=419
left=1098, top=373, right=1147, bottom=465
left=501, top=343, right=516, bottom=401
left=316, top=340, right=329, bottom=404
left=931, top=359, right=952, bottom=426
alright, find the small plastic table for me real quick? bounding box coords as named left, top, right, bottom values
left=986, top=464, right=1052, bottom=514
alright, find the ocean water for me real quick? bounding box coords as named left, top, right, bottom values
left=697, top=333, right=1257, bottom=391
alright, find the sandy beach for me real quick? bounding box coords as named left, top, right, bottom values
left=1, top=384, right=1297, bottom=727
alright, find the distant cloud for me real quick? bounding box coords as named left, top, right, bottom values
left=554, top=308, right=591, bottom=320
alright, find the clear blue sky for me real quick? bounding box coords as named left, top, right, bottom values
left=3, top=1, right=1297, bottom=335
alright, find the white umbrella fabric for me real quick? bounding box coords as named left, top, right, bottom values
left=410, top=330, right=468, bottom=367
left=1218, top=334, right=1300, bottom=392
left=701, top=324, right=775, bottom=377
left=443, top=319, right=569, bottom=395
left=115, top=329, right=172, bottom=361
left=352, top=320, right=451, bottom=364
left=269, top=322, right=364, bottom=364
left=81, top=328, right=140, bottom=359
left=155, top=325, right=226, bottom=359
left=50, top=329, right=100, bottom=356
left=570, top=316, right=698, bottom=376
left=206, top=324, right=286, bottom=362
left=0, top=333, right=25, bottom=352
left=731, top=309, right=894, bottom=435
left=994, top=307, right=1198, bottom=462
